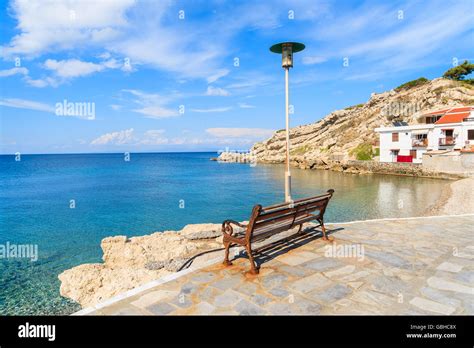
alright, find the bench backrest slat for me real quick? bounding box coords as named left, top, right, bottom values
left=246, top=189, right=334, bottom=242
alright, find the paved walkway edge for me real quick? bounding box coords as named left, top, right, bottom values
left=72, top=213, right=474, bottom=315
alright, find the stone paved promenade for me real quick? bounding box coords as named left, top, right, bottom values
left=81, top=215, right=474, bottom=315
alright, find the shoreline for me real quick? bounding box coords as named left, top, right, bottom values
left=215, top=153, right=468, bottom=180
left=58, top=177, right=474, bottom=311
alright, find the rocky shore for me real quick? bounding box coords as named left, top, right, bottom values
left=216, top=152, right=467, bottom=180
left=58, top=223, right=237, bottom=308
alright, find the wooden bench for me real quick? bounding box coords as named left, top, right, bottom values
left=221, top=189, right=335, bottom=274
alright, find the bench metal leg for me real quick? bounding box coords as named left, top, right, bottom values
left=246, top=243, right=259, bottom=275
left=297, top=223, right=303, bottom=234
left=222, top=241, right=233, bottom=266
left=319, top=218, right=329, bottom=241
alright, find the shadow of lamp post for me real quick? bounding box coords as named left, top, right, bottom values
left=270, top=42, right=305, bottom=203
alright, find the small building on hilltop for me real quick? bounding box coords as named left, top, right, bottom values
left=375, top=106, right=474, bottom=163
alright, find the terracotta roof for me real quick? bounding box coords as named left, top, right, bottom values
left=423, top=106, right=473, bottom=116
left=424, top=106, right=474, bottom=124
left=435, top=112, right=471, bottom=124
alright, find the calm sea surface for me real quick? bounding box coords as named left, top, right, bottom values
left=0, top=152, right=448, bottom=314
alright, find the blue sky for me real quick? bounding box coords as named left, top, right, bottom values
left=0, top=0, right=473, bottom=154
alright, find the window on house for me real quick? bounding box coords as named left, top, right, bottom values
left=410, top=150, right=417, bottom=158
left=445, top=129, right=453, bottom=137
left=392, top=133, right=399, bottom=142
left=426, top=116, right=442, bottom=124
left=468, top=129, right=474, bottom=140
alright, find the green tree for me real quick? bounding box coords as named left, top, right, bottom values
left=443, top=60, right=474, bottom=81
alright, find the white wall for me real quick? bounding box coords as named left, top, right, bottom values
left=378, top=130, right=420, bottom=162
left=431, top=122, right=474, bottom=150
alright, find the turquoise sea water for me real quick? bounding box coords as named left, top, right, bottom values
left=0, top=152, right=448, bottom=315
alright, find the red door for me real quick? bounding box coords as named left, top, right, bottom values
left=397, top=155, right=413, bottom=163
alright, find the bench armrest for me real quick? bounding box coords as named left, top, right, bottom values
left=222, top=220, right=247, bottom=236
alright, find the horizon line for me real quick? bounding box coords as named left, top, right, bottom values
left=0, top=150, right=227, bottom=156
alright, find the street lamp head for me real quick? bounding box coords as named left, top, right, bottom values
left=270, top=42, right=305, bottom=68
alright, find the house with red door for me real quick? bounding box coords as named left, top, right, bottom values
left=375, top=106, right=474, bottom=163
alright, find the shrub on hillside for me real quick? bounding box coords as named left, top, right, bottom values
left=395, top=77, right=429, bottom=91
left=443, top=60, right=474, bottom=83
left=349, top=143, right=377, bottom=160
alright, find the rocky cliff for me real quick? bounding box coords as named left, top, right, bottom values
left=219, top=78, right=474, bottom=170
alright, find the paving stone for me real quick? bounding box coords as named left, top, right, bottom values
left=292, top=298, right=321, bottom=315
left=323, top=265, right=356, bottom=278
left=210, top=277, right=241, bottom=291
left=290, top=273, right=332, bottom=294
left=267, top=303, right=293, bottom=315
left=365, top=250, right=412, bottom=269
left=190, top=272, right=217, bottom=283
left=146, top=302, right=176, bottom=315
left=181, top=282, right=199, bottom=294
left=302, top=257, right=343, bottom=272
left=110, top=305, right=144, bottom=315
left=409, top=297, right=456, bottom=315
left=277, top=251, right=319, bottom=266
left=455, top=251, right=474, bottom=260
left=420, top=287, right=462, bottom=308
left=371, top=275, right=409, bottom=295
left=235, top=281, right=258, bottom=297
left=278, top=265, right=312, bottom=277
left=436, top=262, right=463, bottom=273
left=171, top=293, right=193, bottom=308
left=350, top=290, right=396, bottom=307
left=462, top=299, right=474, bottom=315
left=340, top=271, right=370, bottom=282
left=194, top=301, right=216, bottom=315
left=213, top=289, right=244, bottom=307
left=427, top=277, right=473, bottom=295
left=269, top=287, right=290, bottom=298
left=199, top=285, right=220, bottom=302
left=348, top=281, right=364, bottom=289
left=234, top=299, right=265, bottom=315
left=130, top=290, right=179, bottom=308
left=454, top=271, right=474, bottom=285
left=260, top=273, right=289, bottom=288
left=310, top=284, right=351, bottom=302
left=250, top=294, right=273, bottom=306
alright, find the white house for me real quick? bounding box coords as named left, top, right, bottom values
left=375, top=106, right=474, bottom=163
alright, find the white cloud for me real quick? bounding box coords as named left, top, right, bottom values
left=302, top=56, right=327, bottom=65
left=24, top=76, right=58, bottom=88
left=207, top=69, right=230, bottom=83
left=110, top=104, right=122, bottom=111
left=206, top=128, right=274, bottom=139
left=44, top=59, right=105, bottom=78
left=238, top=103, right=255, bottom=109
left=122, top=89, right=179, bottom=119
left=90, top=128, right=135, bottom=145
left=133, top=106, right=178, bottom=119
left=206, top=86, right=230, bottom=96
left=1, top=0, right=135, bottom=58
left=0, top=97, right=54, bottom=112
left=0, top=67, right=28, bottom=77
left=141, top=130, right=168, bottom=145
left=191, top=107, right=232, bottom=113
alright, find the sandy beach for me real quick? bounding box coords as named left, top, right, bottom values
left=426, top=177, right=474, bottom=216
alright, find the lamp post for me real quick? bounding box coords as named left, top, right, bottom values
left=270, top=42, right=305, bottom=203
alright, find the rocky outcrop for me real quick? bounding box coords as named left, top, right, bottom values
left=218, top=78, right=474, bottom=172
left=58, top=223, right=226, bottom=308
